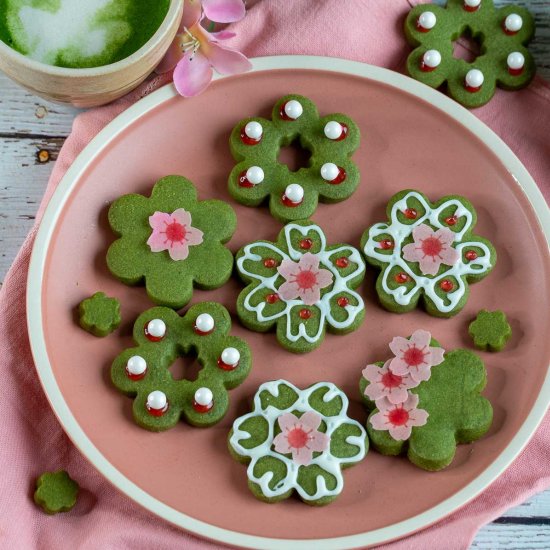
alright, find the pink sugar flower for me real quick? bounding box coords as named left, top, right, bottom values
left=362, top=359, right=419, bottom=405
left=147, top=209, right=204, bottom=261
left=156, top=0, right=251, bottom=97
left=277, top=253, right=334, bottom=306
left=388, top=329, right=445, bottom=383
left=273, top=411, right=330, bottom=466
left=370, top=393, right=429, bottom=441
left=402, top=224, right=460, bottom=276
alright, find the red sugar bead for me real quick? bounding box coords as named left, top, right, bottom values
left=395, top=272, right=410, bottom=284
left=465, top=250, right=478, bottom=261
left=335, top=257, right=349, bottom=268
left=404, top=208, right=418, bottom=220
left=445, top=215, right=458, bottom=226
left=440, top=279, right=454, bottom=292
left=299, top=309, right=312, bottom=319
left=337, top=297, right=349, bottom=307
left=263, top=258, right=278, bottom=268
left=299, top=238, right=313, bottom=250
left=379, top=239, right=394, bottom=250
left=266, top=293, right=279, bottom=304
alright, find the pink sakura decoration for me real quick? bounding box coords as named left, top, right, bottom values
left=389, top=329, right=445, bottom=383
left=277, top=253, right=334, bottom=306
left=156, top=0, right=251, bottom=97
left=370, top=393, right=429, bottom=441
left=147, top=209, right=204, bottom=261
left=402, top=223, right=460, bottom=276
left=273, top=411, right=330, bottom=466
left=362, top=359, right=419, bottom=405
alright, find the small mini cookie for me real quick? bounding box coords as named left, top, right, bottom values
left=34, top=470, right=79, bottom=514
left=360, top=329, right=493, bottom=471
left=228, top=380, right=368, bottom=505
left=107, top=176, right=236, bottom=309
left=404, top=0, right=535, bottom=108
left=111, top=302, right=251, bottom=431
left=360, top=189, right=496, bottom=317
left=469, top=309, right=512, bottom=351
left=78, top=292, right=121, bottom=337
left=229, top=94, right=360, bottom=222
left=236, top=220, right=366, bottom=353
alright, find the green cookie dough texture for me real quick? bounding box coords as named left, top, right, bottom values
left=405, top=0, right=535, bottom=108
left=34, top=470, right=79, bottom=515
left=228, top=94, right=360, bottom=223
left=360, top=189, right=496, bottom=317
left=111, top=302, right=252, bottom=431
left=78, top=291, right=121, bottom=337
left=107, top=175, right=236, bottom=309
left=228, top=380, right=368, bottom=505
left=236, top=220, right=366, bottom=353
left=469, top=309, right=512, bottom=351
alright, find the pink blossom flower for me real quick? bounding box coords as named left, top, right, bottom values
left=156, top=0, right=251, bottom=97
left=388, top=329, right=445, bottom=383
left=370, top=393, right=429, bottom=441
left=273, top=411, right=330, bottom=466
left=147, top=209, right=204, bottom=261
left=362, top=360, right=419, bottom=405
left=402, top=224, right=460, bottom=276
left=276, top=253, right=334, bottom=306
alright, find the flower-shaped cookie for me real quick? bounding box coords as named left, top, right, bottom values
left=34, top=470, right=79, bottom=515
left=360, top=331, right=493, bottom=471
left=405, top=0, right=535, bottom=108
left=107, top=176, right=236, bottom=309
left=78, top=291, right=121, bottom=337
left=361, top=189, right=496, bottom=317
left=236, top=220, right=366, bottom=353
left=111, top=302, right=251, bottom=431
left=229, top=380, right=368, bottom=505
left=469, top=309, right=512, bottom=351
left=228, top=94, right=360, bottom=222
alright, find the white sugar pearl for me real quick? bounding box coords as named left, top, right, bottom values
left=221, top=347, right=240, bottom=366
left=244, top=121, right=262, bottom=140
left=465, top=69, right=484, bottom=88
left=324, top=121, right=344, bottom=140
left=146, top=319, right=166, bottom=338
left=284, top=100, right=303, bottom=120
left=284, top=183, right=304, bottom=203
left=194, top=387, right=213, bottom=406
left=195, top=313, right=215, bottom=333
left=423, top=49, right=441, bottom=68
left=147, top=390, right=167, bottom=410
left=246, top=166, right=264, bottom=185
left=320, top=162, right=339, bottom=181
left=464, top=0, right=481, bottom=8
left=127, top=355, right=147, bottom=376
left=418, top=11, right=436, bottom=30
left=505, top=13, right=522, bottom=32
left=507, top=51, right=525, bottom=70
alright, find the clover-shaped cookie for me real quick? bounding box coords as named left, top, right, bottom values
left=236, top=220, right=366, bottom=353
left=360, top=330, right=493, bottom=471
left=228, top=94, right=360, bottom=222
left=361, top=189, right=496, bottom=317
left=469, top=309, right=512, bottom=351
left=107, top=176, right=236, bottom=309
left=405, top=0, right=535, bottom=108
left=229, top=380, right=367, bottom=505
left=78, top=292, right=121, bottom=337
left=111, top=302, right=251, bottom=431
left=34, top=470, right=79, bottom=514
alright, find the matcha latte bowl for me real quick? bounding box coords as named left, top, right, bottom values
left=0, top=0, right=183, bottom=108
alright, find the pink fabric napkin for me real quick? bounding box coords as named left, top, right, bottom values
left=1, top=1, right=549, bottom=548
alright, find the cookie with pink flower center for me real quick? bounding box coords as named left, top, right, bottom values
left=362, top=360, right=418, bottom=404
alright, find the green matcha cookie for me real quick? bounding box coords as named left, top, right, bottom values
left=229, top=94, right=360, bottom=222
left=404, top=0, right=535, bottom=108
left=360, top=329, right=493, bottom=471
left=360, top=189, right=496, bottom=317
left=469, top=309, right=512, bottom=351
left=111, top=302, right=251, bottom=431
left=107, top=176, right=236, bottom=309
left=228, top=380, right=368, bottom=505
left=236, top=220, right=366, bottom=353
left=78, top=291, right=121, bottom=337
left=34, top=470, right=79, bottom=515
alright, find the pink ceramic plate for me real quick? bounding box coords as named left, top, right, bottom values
left=27, top=57, right=550, bottom=549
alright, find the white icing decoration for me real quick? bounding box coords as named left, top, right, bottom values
left=320, top=162, right=339, bottom=182
left=504, top=13, right=522, bottom=32
left=146, top=319, right=166, bottom=338
left=195, top=313, right=215, bottom=333
left=324, top=121, right=343, bottom=140
left=465, top=69, right=484, bottom=88
left=418, top=11, right=436, bottom=30
left=423, top=49, right=441, bottom=68
left=194, top=387, right=213, bottom=406
left=236, top=223, right=365, bottom=344
left=126, top=355, right=146, bottom=376
left=362, top=191, right=493, bottom=313
left=284, top=183, right=304, bottom=203
left=284, top=100, right=303, bottom=120
left=244, top=121, right=262, bottom=140
left=221, top=347, right=240, bottom=366
left=229, top=380, right=367, bottom=501
left=246, top=166, right=264, bottom=185
left=147, top=390, right=167, bottom=411
left=464, top=0, right=481, bottom=7
left=507, top=51, right=525, bottom=70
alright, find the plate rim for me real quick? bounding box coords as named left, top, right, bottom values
left=27, top=55, right=550, bottom=549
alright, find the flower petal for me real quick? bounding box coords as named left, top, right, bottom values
left=410, top=329, right=431, bottom=350
left=300, top=411, right=322, bottom=432
left=403, top=392, right=420, bottom=410
left=210, top=30, right=236, bottom=40
left=171, top=208, right=192, bottom=227
left=389, top=424, right=412, bottom=441
left=185, top=226, right=204, bottom=246
left=387, top=386, right=410, bottom=405
left=301, top=286, right=321, bottom=306
left=299, top=253, right=320, bottom=272
left=408, top=408, right=429, bottom=427
left=278, top=280, right=300, bottom=302
left=272, top=432, right=292, bottom=454
left=202, top=0, right=245, bottom=23
left=389, top=335, right=411, bottom=358
left=155, top=39, right=184, bottom=74
left=277, top=412, right=298, bottom=432
left=147, top=231, right=168, bottom=253
left=315, top=267, right=334, bottom=289
left=181, top=0, right=203, bottom=29
left=362, top=364, right=382, bottom=384
left=173, top=52, right=213, bottom=98
left=412, top=223, right=434, bottom=242
left=402, top=242, right=421, bottom=263
left=168, top=240, right=189, bottom=261
left=439, top=245, right=460, bottom=266
left=435, top=227, right=456, bottom=246
left=149, top=212, right=172, bottom=231
left=369, top=410, right=388, bottom=431
left=277, top=258, right=299, bottom=280
left=409, top=364, right=432, bottom=384
left=293, top=446, right=314, bottom=466
left=308, top=431, right=330, bottom=452
left=206, top=41, right=252, bottom=75
left=430, top=346, right=445, bottom=367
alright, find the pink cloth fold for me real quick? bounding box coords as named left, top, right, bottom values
left=1, top=1, right=549, bottom=548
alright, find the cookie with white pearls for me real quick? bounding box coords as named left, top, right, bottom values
left=228, top=94, right=360, bottom=222
left=111, top=302, right=252, bottom=430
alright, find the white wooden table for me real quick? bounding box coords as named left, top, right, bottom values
left=1, top=1, right=549, bottom=547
